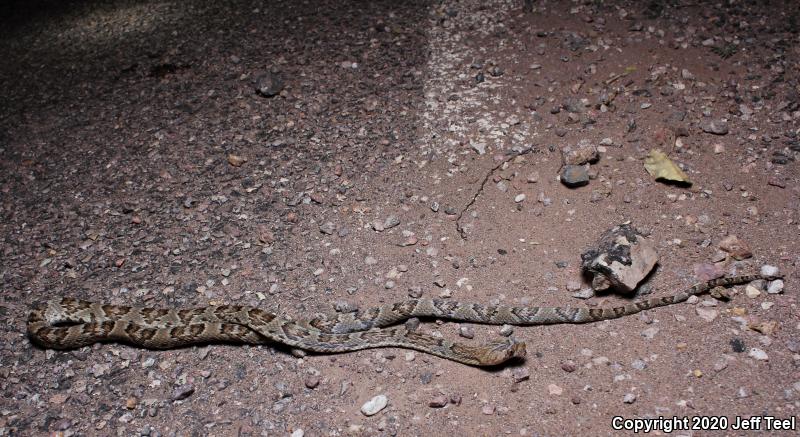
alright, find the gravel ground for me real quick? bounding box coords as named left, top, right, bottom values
left=1, top=0, right=799, bottom=435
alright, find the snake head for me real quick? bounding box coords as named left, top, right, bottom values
left=479, top=338, right=527, bottom=366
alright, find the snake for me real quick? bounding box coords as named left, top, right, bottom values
left=27, top=274, right=776, bottom=366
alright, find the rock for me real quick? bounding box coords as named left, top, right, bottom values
left=572, top=288, right=595, bottom=299
left=429, top=395, right=448, bottom=408
left=499, top=324, right=514, bottom=336
left=748, top=320, right=778, bottom=335
left=514, top=193, right=526, bottom=203
left=561, top=361, right=577, bottom=372
left=254, top=71, right=284, bottom=97
left=527, top=172, right=540, bottom=183
left=547, top=384, right=563, bottom=395
left=745, top=285, right=761, bottom=298
left=623, top=393, right=637, bottom=404
left=696, top=306, right=719, bottom=322
left=512, top=367, right=531, bottom=383
left=171, top=384, right=195, bottom=401
left=481, top=405, right=495, bottom=415
left=560, top=165, right=590, bottom=187
left=767, top=279, right=784, bottom=294
left=227, top=154, right=247, bottom=167
left=581, top=224, right=659, bottom=293
left=319, top=222, right=336, bottom=235
left=730, top=338, right=746, bottom=353
left=760, top=265, right=779, bottom=277
left=718, top=235, right=752, bottom=260
left=470, top=141, right=487, bottom=155
left=561, top=139, right=599, bottom=165
left=304, top=375, right=320, bottom=389
left=291, top=429, right=304, bottom=437
left=693, top=263, right=725, bottom=282
left=383, top=216, right=401, bottom=229
left=748, top=348, right=769, bottom=361
left=702, top=121, right=729, bottom=135
left=361, top=395, right=388, bottom=416
left=458, top=325, right=474, bottom=339
left=641, top=327, right=659, bottom=339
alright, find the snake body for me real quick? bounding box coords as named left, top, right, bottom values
left=28, top=274, right=774, bottom=366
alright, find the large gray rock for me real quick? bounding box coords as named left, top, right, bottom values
left=581, top=224, right=659, bottom=293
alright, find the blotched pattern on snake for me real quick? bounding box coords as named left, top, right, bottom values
left=28, top=275, right=773, bottom=366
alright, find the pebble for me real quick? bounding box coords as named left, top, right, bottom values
left=572, top=288, right=594, bottom=299
left=499, top=324, right=514, bottom=336
left=471, top=142, right=487, bottom=155
left=561, top=360, right=577, bottom=372
left=641, top=327, right=659, bottom=339
left=767, top=279, right=784, bottom=294
left=171, top=384, right=195, bottom=401
left=547, top=384, right=563, bottom=395
left=291, top=430, right=304, bottom=437
left=561, top=165, right=590, bottom=187
left=718, top=235, right=752, bottom=260
left=459, top=325, right=475, bottom=339
left=561, top=140, right=598, bottom=165
left=361, top=395, right=388, bottom=416
left=514, top=193, right=526, bottom=203
left=631, top=359, right=647, bottom=370
left=623, top=393, right=637, bottom=404
left=730, top=338, right=746, bottom=353
left=696, top=306, right=719, bottom=322
left=693, top=263, right=725, bottom=282
left=304, top=375, right=320, bottom=389
left=429, top=395, right=448, bottom=408
left=748, top=348, right=769, bottom=361
left=745, top=285, right=761, bottom=298
left=254, top=71, right=284, bottom=97
left=319, top=222, right=336, bottom=235
left=512, top=367, right=530, bottom=383
left=702, top=121, right=729, bottom=135
left=760, top=265, right=779, bottom=277
left=527, top=172, right=540, bottom=183
left=481, top=405, right=495, bottom=415
left=383, top=216, right=400, bottom=229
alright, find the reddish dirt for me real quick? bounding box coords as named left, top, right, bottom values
left=1, top=0, right=798, bottom=436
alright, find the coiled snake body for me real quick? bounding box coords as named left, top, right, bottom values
left=28, top=275, right=773, bottom=366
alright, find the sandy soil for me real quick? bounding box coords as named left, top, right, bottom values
left=1, top=0, right=799, bottom=435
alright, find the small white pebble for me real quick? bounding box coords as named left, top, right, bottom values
left=748, top=348, right=769, bottom=361
left=760, top=265, right=779, bottom=277
left=745, top=285, right=761, bottom=298
left=623, top=393, right=637, bottom=404
left=767, top=279, right=784, bottom=294
left=514, top=194, right=526, bottom=203
left=361, top=395, right=388, bottom=416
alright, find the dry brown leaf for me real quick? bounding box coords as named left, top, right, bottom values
left=644, top=149, right=691, bottom=184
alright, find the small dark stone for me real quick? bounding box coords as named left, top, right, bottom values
left=730, top=338, right=746, bottom=353
left=171, top=384, right=195, bottom=401
left=475, top=72, right=485, bottom=83
left=254, top=71, right=284, bottom=98
left=497, top=248, right=507, bottom=255
left=420, top=372, right=433, bottom=384
left=560, top=165, right=589, bottom=187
